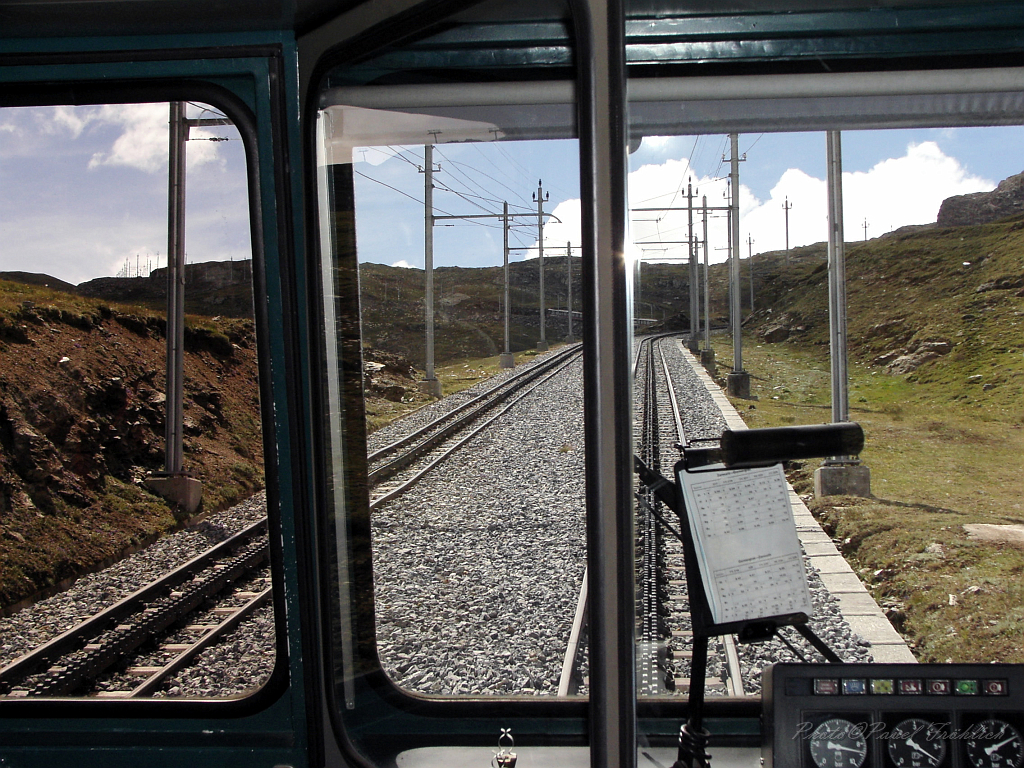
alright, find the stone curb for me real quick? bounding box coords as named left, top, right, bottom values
left=677, top=343, right=916, bottom=663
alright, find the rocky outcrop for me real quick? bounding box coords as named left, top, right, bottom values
left=937, top=172, right=1024, bottom=227
left=876, top=339, right=954, bottom=375
left=758, top=313, right=809, bottom=343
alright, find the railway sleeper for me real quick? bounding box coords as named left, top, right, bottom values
left=24, top=543, right=268, bottom=696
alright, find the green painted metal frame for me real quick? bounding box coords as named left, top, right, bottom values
left=0, top=35, right=317, bottom=768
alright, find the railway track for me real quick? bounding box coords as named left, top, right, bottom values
left=559, top=332, right=746, bottom=698
left=369, top=344, right=582, bottom=508
left=1, top=346, right=584, bottom=698
left=0, top=519, right=269, bottom=697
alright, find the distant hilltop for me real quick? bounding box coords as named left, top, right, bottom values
left=937, top=170, right=1024, bottom=227
left=0, top=271, right=77, bottom=294
left=2, top=260, right=255, bottom=319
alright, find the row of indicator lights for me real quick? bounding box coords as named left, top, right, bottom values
left=813, top=678, right=1008, bottom=696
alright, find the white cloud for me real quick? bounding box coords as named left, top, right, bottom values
left=741, top=141, right=992, bottom=254
left=392, top=259, right=416, bottom=269
left=357, top=145, right=409, bottom=167
left=87, top=104, right=224, bottom=174
left=50, top=105, right=91, bottom=139
left=526, top=140, right=991, bottom=265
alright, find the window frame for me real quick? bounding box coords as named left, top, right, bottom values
left=0, top=52, right=296, bottom=729
left=299, top=1, right=1024, bottom=765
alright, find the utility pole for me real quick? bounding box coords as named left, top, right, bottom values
left=433, top=204, right=546, bottom=366
left=748, top=234, right=755, bottom=315
left=566, top=242, right=574, bottom=343
left=687, top=179, right=699, bottom=352
left=147, top=102, right=229, bottom=514
left=863, top=217, right=869, bottom=241
left=419, top=143, right=442, bottom=396
left=815, top=130, right=870, bottom=498
left=535, top=180, right=550, bottom=351
left=782, top=196, right=793, bottom=266
left=500, top=201, right=514, bottom=368
left=165, top=100, right=186, bottom=480
left=726, top=133, right=750, bottom=397
left=700, top=195, right=714, bottom=367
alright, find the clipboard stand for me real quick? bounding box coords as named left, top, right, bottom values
left=634, top=422, right=863, bottom=768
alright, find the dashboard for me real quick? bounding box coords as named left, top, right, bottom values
left=764, top=664, right=1024, bottom=768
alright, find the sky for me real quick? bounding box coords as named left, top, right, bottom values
left=0, top=103, right=249, bottom=286
left=3, top=102, right=1024, bottom=284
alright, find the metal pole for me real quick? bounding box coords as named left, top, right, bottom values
left=826, top=130, right=850, bottom=426
left=537, top=180, right=549, bottom=350
left=165, top=101, right=186, bottom=476
left=501, top=202, right=509, bottom=362
left=782, top=196, right=790, bottom=266
left=729, top=133, right=742, bottom=373
left=748, top=234, right=754, bottom=315
left=423, top=144, right=436, bottom=384
left=687, top=179, right=698, bottom=352
left=580, top=0, right=635, bottom=760
left=702, top=195, right=710, bottom=351
left=567, top=242, right=573, bottom=342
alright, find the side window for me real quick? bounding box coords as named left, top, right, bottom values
left=0, top=101, right=275, bottom=700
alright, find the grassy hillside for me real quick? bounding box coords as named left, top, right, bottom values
left=743, top=219, right=1023, bottom=419
left=710, top=216, right=1023, bottom=662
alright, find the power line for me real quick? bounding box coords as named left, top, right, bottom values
left=434, top=146, right=534, bottom=208
left=355, top=169, right=502, bottom=228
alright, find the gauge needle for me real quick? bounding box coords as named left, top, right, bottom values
left=907, top=737, right=939, bottom=762
left=985, top=735, right=1018, bottom=756
left=827, top=742, right=863, bottom=754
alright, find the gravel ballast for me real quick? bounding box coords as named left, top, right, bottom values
left=1, top=338, right=875, bottom=701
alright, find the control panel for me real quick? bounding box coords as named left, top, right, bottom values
left=763, top=664, right=1024, bottom=768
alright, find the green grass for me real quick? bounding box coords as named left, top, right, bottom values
left=723, top=332, right=1024, bottom=661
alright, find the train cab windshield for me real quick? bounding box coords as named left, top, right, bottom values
left=1, top=0, right=1023, bottom=767
left=310, top=0, right=1024, bottom=765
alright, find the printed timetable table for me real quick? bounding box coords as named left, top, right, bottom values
left=678, top=463, right=813, bottom=626
left=688, top=471, right=793, bottom=539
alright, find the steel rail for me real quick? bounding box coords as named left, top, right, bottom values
left=559, top=332, right=685, bottom=698
left=557, top=565, right=589, bottom=697
left=0, top=518, right=267, bottom=693
left=368, top=344, right=580, bottom=474
left=656, top=336, right=745, bottom=697
left=20, top=539, right=269, bottom=697
left=369, top=349, right=582, bottom=509
left=120, top=581, right=273, bottom=698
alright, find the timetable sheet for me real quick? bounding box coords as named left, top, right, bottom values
left=677, top=463, right=812, bottom=626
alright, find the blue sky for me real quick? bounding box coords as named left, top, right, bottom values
left=3, top=102, right=1023, bottom=283
left=0, top=103, right=249, bottom=285
left=353, top=125, right=1018, bottom=269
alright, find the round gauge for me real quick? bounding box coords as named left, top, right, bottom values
left=809, top=717, right=869, bottom=768
left=965, top=719, right=1024, bottom=768
left=887, top=718, right=947, bottom=768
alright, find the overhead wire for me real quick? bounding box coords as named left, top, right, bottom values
left=434, top=146, right=535, bottom=208
left=354, top=170, right=502, bottom=229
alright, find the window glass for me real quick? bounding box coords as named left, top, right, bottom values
left=627, top=112, right=1024, bottom=705
left=314, top=0, right=595, bottom=723
left=0, top=102, right=273, bottom=700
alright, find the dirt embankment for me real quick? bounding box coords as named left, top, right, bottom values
left=0, top=285, right=263, bottom=611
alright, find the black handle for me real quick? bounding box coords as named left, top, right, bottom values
left=719, top=423, right=864, bottom=468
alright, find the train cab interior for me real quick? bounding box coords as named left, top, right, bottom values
left=2, top=0, right=1023, bottom=766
